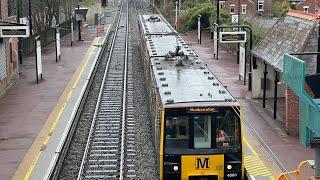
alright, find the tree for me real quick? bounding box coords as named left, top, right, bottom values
left=274, top=1, right=292, bottom=18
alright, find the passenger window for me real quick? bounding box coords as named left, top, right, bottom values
left=216, top=110, right=240, bottom=148
left=194, top=116, right=211, bottom=148
left=165, top=116, right=189, bottom=149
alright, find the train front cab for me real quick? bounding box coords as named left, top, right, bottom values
left=160, top=106, right=243, bottom=180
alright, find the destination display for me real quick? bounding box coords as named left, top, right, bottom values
left=187, top=107, right=216, bottom=113
left=220, top=31, right=246, bottom=43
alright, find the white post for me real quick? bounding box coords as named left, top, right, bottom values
left=175, top=1, right=178, bottom=30
left=198, top=14, right=201, bottom=44
left=179, top=0, right=181, bottom=15
left=71, top=16, right=74, bottom=46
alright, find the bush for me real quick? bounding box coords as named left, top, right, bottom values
left=274, top=2, right=291, bottom=18
left=179, top=3, right=231, bottom=33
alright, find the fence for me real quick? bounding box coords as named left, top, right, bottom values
left=277, top=160, right=314, bottom=180
left=20, top=19, right=77, bottom=57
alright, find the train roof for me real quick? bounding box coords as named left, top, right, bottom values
left=140, top=15, right=175, bottom=34
left=151, top=56, right=237, bottom=106
left=140, top=13, right=237, bottom=107
left=145, top=35, right=196, bottom=57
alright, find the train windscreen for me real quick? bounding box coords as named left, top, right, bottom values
left=164, top=107, right=241, bottom=154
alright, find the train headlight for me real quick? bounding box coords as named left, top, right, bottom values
left=173, top=165, right=179, bottom=171
left=227, top=164, right=232, bottom=170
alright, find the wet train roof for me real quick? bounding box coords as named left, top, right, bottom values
left=151, top=56, right=236, bottom=106
left=140, top=15, right=175, bottom=34
left=141, top=14, right=237, bottom=106
left=145, top=35, right=196, bottom=57
left=140, top=14, right=196, bottom=57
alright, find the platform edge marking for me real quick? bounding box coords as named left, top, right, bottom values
left=12, top=38, right=100, bottom=180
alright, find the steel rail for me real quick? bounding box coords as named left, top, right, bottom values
left=77, top=0, right=126, bottom=179
left=119, top=0, right=129, bottom=179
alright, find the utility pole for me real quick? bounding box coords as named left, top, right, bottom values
left=175, top=1, right=178, bottom=30
left=16, top=0, right=23, bottom=64
left=28, top=0, right=33, bottom=35
left=78, top=4, right=82, bottom=41
left=237, top=0, right=240, bottom=64
left=179, top=0, right=181, bottom=15
left=317, top=24, right=320, bottom=73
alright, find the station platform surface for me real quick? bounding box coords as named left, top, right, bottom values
left=0, top=31, right=98, bottom=179
left=10, top=7, right=117, bottom=179
left=182, top=31, right=315, bottom=179
left=0, top=7, right=118, bottom=179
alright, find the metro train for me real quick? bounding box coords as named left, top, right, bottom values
left=138, top=14, right=244, bottom=180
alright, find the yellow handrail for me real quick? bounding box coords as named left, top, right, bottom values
left=277, top=161, right=310, bottom=180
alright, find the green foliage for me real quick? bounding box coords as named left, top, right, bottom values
left=242, top=20, right=268, bottom=46
left=274, top=1, right=291, bottom=18
left=179, top=3, right=231, bottom=33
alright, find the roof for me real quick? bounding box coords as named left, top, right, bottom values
left=251, top=10, right=319, bottom=72
left=140, top=15, right=175, bottom=34
left=140, top=14, right=237, bottom=106
left=145, top=35, right=196, bottom=57
left=151, top=56, right=236, bottom=106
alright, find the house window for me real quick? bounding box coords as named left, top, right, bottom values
left=230, top=5, right=235, bottom=14
left=8, top=0, right=16, bottom=17
left=242, top=5, right=247, bottom=14
left=258, top=1, right=264, bottom=12
left=219, top=1, right=225, bottom=9
left=303, top=6, right=309, bottom=13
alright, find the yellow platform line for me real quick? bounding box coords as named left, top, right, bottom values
left=244, top=137, right=275, bottom=180
left=13, top=38, right=101, bottom=180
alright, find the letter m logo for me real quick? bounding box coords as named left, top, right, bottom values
left=196, top=157, right=210, bottom=170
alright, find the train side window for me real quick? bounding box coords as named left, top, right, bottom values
left=193, top=116, right=211, bottom=148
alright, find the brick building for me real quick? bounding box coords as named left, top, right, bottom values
left=0, top=0, right=20, bottom=95
left=251, top=10, right=318, bottom=135
left=222, top=0, right=275, bottom=18
left=295, top=0, right=320, bottom=15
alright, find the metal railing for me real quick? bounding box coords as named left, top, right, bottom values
left=20, top=18, right=77, bottom=56
left=277, top=160, right=315, bottom=180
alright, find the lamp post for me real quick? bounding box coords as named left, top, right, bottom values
left=16, top=0, right=22, bottom=64
left=28, top=0, right=33, bottom=35
left=179, top=0, right=181, bottom=15
left=77, top=4, right=82, bottom=41
left=175, top=1, right=178, bottom=30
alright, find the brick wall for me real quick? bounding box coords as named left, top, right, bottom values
left=222, top=0, right=256, bottom=18
left=285, top=84, right=315, bottom=136
left=0, top=0, right=19, bottom=95
left=296, top=0, right=320, bottom=15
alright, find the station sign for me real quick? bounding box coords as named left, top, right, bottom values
left=0, top=25, right=30, bottom=38
left=219, top=31, right=246, bottom=43
left=75, top=8, right=88, bottom=21
left=231, top=15, right=239, bottom=24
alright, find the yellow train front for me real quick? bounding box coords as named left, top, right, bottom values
left=160, top=104, right=243, bottom=180
left=138, top=14, right=244, bottom=180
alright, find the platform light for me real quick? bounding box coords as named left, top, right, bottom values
left=173, top=165, right=179, bottom=171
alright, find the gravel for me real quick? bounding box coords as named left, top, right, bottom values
left=129, top=0, right=158, bottom=178
left=56, top=0, right=158, bottom=179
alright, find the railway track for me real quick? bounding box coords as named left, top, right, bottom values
left=77, top=1, right=136, bottom=179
